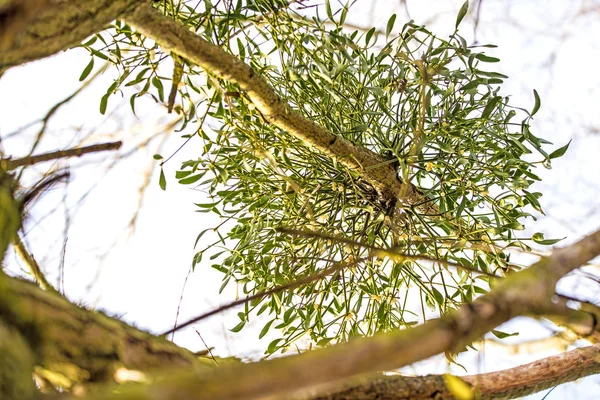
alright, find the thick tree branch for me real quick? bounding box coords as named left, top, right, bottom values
left=0, top=275, right=216, bottom=390
left=49, top=228, right=600, bottom=400
left=0, top=0, right=50, bottom=53
left=0, top=0, right=144, bottom=72
left=0, top=320, right=35, bottom=399
left=314, top=343, right=600, bottom=400
left=124, top=4, right=435, bottom=216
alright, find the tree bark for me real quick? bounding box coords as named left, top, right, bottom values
left=44, top=229, right=600, bottom=400
left=314, top=344, right=600, bottom=399
left=0, top=276, right=216, bottom=391
left=123, top=5, right=436, bottom=216
left=0, top=0, right=144, bottom=73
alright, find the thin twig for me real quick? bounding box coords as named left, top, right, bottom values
left=59, top=237, right=68, bottom=296
left=171, top=266, right=193, bottom=341
left=194, top=328, right=218, bottom=366
left=277, top=227, right=500, bottom=277
left=27, top=61, right=108, bottom=154
left=473, top=0, right=485, bottom=44
left=161, top=256, right=367, bottom=336
left=20, top=172, right=70, bottom=210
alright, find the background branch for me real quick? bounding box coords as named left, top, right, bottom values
left=1, top=141, right=123, bottom=170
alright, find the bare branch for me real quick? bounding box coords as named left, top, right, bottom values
left=162, top=256, right=367, bottom=336
left=1, top=141, right=123, bottom=170
left=314, top=344, right=600, bottom=400
left=27, top=61, right=108, bottom=154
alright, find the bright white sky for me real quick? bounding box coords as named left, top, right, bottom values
left=1, top=0, right=599, bottom=398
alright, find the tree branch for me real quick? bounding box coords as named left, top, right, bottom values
left=0, top=0, right=144, bottom=71
left=51, top=228, right=600, bottom=400
left=0, top=0, right=51, bottom=53
left=313, top=344, right=600, bottom=400
left=124, top=4, right=435, bottom=216
left=0, top=275, right=217, bottom=390
left=163, top=256, right=367, bottom=336
left=1, top=141, right=123, bottom=170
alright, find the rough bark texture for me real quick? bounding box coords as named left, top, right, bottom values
left=314, top=344, right=600, bottom=399
left=0, top=320, right=35, bottom=399
left=0, top=0, right=146, bottom=72
left=0, top=276, right=215, bottom=391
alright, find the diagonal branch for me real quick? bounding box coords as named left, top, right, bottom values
left=1, top=141, right=123, bottom=170
left=162, top=256, right=368, bottom=336
left=53, top=228, right=600, bottom=400
left=124, top=4, right=435, bottom=216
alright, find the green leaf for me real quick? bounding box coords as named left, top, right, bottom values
left=79, top=58, right=94, bottom=81
left=491, top=329, right=519, bottom=339
left=159, top=168, right=166, bottom=190
left=230, top=320, right=246, bottom=333
left=81, top=36, right=97, bottom=47
left=129, top=94, right=138, bottom=116
left=99, top=93, right=109, bottom=115
left=438, top=142, right=455, bottom=153
left=386, top=14, right=397, bottom=38
left=175, top=170, right=192, bottom=179
left=531, top=89, right=541, bottom=116
left=548, top=140, right=571, bottom=159
left=259, top=319, right=276, bottom=339
left=532, top=233, right=564, bottom=245
left=461, top=79, right=484, bottom=91
left=195, top=201, right=221, bottom=208
left=481, top=96, right=501, bottom=119
left=153, top=154, right=163, bottom=160
left=455, top=1, right=469, bottom=29
left=325, top=0, right=334, bottom=21
left=266, top=338, right=283, bottom=353
left=475, top=53, right=500, bottom=63
left=365, top=27, right=376, bottom=46
left=179, top=173, right=204, bottom=185
left=152, top=76, right=164, bottom=102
